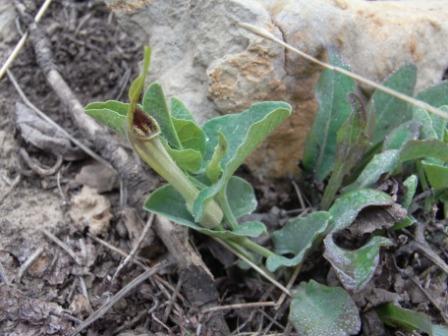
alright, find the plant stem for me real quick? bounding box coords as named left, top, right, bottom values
left=239, top=237, right=275, bottom=259
left=217, top=188, right=239, bottom=230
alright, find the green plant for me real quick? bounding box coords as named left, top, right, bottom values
left=86, top=47, right=448, bottom=335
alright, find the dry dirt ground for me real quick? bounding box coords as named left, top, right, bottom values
left=0, top=1, right=447, bottom=336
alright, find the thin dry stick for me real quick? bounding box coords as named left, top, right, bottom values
left=275, top=264, right=302, bottom=309
left=162, top=276, right=182, bottom=322
left=41, top=228, right=80, bottom=265
left=203, top=301, right=276, bottom=314
left=0, top=174, right=21, bottom=205
left=69, top=260, right=170, bottom=336
left=414, top=241, right=448, bottom=274
left=238, top=22, right=448, bottom=120
left=16, top=246, right=44, bottom=282
left=112, top=213, right=155, bottom=282
left=0, top=0, right=54, bottom=80
left=7, top=70, right=112, bottom=168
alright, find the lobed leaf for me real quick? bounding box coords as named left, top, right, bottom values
left=302, top=51, right=356, bottom=181
left=324, top=235, right=393, bottom=291
left=289, top=280, right=361, bottom=336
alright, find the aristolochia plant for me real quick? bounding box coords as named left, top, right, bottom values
left=86, top=47, right=448, bottom=336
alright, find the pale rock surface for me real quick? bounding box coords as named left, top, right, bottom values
left=106, top=0, right=448, bottom=177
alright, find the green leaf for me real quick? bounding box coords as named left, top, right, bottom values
left=206, top=133, right=227, bottom=183
left=302, top=51, right=356, bottom=181
left=422, top=160, right=448, bottom=189
left=413, top=107, right=440, bottom=140
left=383, top=121, right=420, bottom=150
left=85, top=100, right=129, bottom=116
left=416, top=81, right=448, bottom=140
left=172, top=118, right=206, bottom=154
left=371, top=64, right=417, bottom=144
left=165, top=145, right=202, bottom=173
left=401, top=174, right=418, bottom=209
left=344, top=150, right=400, bottom=192
left=329, top=189, right=394, bottom=232
left=400, top=140, right=448, bottom=163
left=193, top=102, right=291, bottom=221
left=377, top=303, right=440, bottom=335
left=144, top=184, right=265, bottom=239
left=266, top=211, right=331, bottom=272
left=324, top=236, right=393, bottom=290
left=321, top=94, right=371, bottom=209
left=142, top=83, right=181, bottom=148
left=85, top=105, right=127, bottom=136
left=392, top=216, right=415, bottom=230
left=226, top=176, right=257, bottom=219
left=128, top=47, right=151, bottom=104
left=170, top=97, right=194, bottom=121
left=289, top=280, right=361, bottom=336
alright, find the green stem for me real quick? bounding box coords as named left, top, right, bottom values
left=217, top=187, right=239, bottom=230
left=321, top=165, right=345, bottom=210
left=239, top=237, right=275, bottom=259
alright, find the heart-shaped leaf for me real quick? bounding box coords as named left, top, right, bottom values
left=192, top=102, right=291, bottom=221
left=370, top=64, right=417, bottom=144
left=324, top=235, right=393, bottom=291
left=289, top=280, right=361, bottom=336
left=302, top=51, right=356, bottom=181
left=329, top=189, right=394, bottom=233
left=266, top=211, right=331, bottom=272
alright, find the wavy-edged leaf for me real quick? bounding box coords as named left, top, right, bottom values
left=172, top=118, right=206, bottom=154
left=302, top=51, right=356, bottom=181
left=289, top=281, right=361, bottom=336
left=193, top=102, right=291, bottom=221
left=344, top=150, right=400, bottom=192
left=226, top=176, right=257, bottom=219
left=377, top=303, right=445, bottom=336
left=400, top=140, right=448, bottom=163
left=422, top=161, right=448, bottom=189
left=324, top=235, right=393, bottom=291
left=371, top=64, right=417, bottom=144
left=266, top=211, right=331, bottom=272
left=329, top=189, right=394, bottom=232
left=144, top=184, right=265, bottom=239
left=142, top=83, right=181, bottom=148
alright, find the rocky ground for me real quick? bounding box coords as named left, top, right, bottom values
left=0, top=1, right=447, bottom=335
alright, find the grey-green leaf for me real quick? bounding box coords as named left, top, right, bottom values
left=400, top=140, right=448, bottom=163
left=166, top=145, right=202, bottom=173
left=266, top=211, right=331, bottom=272
left=370, top=64, right=417, bottom=144
left=193, top=101, right=291, bottom=221
left=226, top=176, right=257, bottom=219
left=142, top=83, right=181, bottom=148
left=302, top=51, right=356, bottom=181
left=85, top=101, right=129, bottom=136
left=170, top=97, right=194, bottom=121
left=343, top=150, right=400, bottom=192
left=329, top=189, right=394, bottom=232
left=383, top=120, right=420, bottom=150
left=172, top=118, right=206, bottom=154
left=324, top=235, right=393, bottom=290
left=402, top=174, right=418, bottom=209
left=144, top=184, right=264, bottom=240
left=289, top=280, right=361, bottom=336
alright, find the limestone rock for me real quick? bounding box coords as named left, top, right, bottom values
left=106, top=0, right=448, bottom=177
